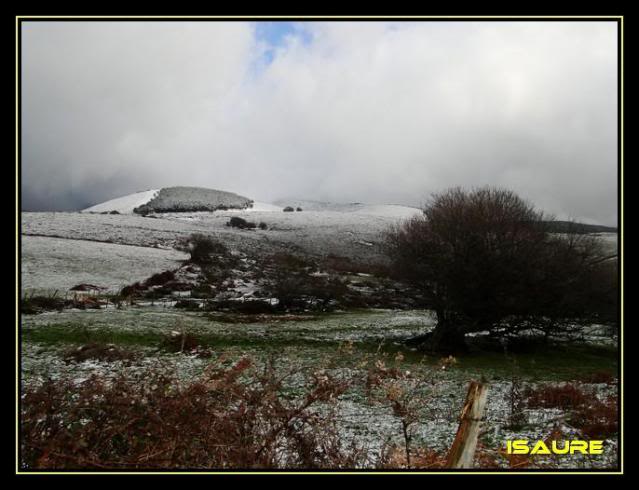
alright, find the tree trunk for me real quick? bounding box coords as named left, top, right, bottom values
left=422, top=312, right=468, bottom=354
left=422, top=309, right=468, bottom=355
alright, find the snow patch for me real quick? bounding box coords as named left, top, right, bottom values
left=82, top=189, right=160, bottom=214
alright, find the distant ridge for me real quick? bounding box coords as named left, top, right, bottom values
left=543, top=221, right=617, bottom=234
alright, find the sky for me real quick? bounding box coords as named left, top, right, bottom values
left=21, top=21, right=618, bottom=225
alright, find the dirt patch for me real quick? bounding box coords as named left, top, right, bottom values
left=63, top=342, right=137, bottom=363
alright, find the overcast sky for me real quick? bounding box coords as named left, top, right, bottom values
left=21, top=21, right=618, bottom=225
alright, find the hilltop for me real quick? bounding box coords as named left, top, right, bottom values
left=83, top=186, right=254, bottom=214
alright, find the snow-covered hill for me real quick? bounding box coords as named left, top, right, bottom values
left=82, top=189, right=160, bottom=214
left=82, top=187, right=253, bottom=214
left=24, top=188, right=617, bottom=295
left=83, top=188, right=423, bottom=219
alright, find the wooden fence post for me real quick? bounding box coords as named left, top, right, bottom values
left=446, top=379, right=490, bottom=469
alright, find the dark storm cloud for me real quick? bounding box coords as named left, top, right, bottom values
left=21, top=21, right=618, bottom=225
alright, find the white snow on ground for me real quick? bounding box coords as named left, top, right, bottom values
left=83, top=190, right=420, bottom=218
left=21, top=235, right=188, bottom=293
left=22, top=209, right=411, bottom=263
left=273, top=199, right=422, bottom=218
left=243, top=201, right=282, bottom=212
left=82, top=189, right=160, bottom=214
left=352, top=204, right=422, bottom=219
left=594, top=232, right=618, bottom=256
left=23, top=210, right=616, bottom=275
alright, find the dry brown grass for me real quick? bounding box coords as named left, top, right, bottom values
left=21, top=356, right=366, bottom=470
left=525, top=383, right=589, bottom=410
left=62, top=343, right=137, bottom=364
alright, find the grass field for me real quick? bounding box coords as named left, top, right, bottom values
left=20, top=306, right=619, bottom=469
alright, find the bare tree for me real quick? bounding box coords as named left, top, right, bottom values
left=385, top=187, right=615, bottom=353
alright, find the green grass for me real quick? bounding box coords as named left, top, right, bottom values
left=22, top=324, right=161, bottom=347
left=22, top=317, right=617, bottom=382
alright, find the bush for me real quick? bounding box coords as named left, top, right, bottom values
left=525, top=383, right=588, bottom=409
left=296, top=207, right=302, bottom=212
left=21, top=358, right=358, bottom=469
left=262, top=253, right=350, bottom=312
left=174, top=299, right=201, bottom=310
left=144, top=270, right=175, bottom=287
left=227, top=217, right=256, bottom=229
left=120, top=282, right=145, bottom=297
left=322, top=254, right=391, bottom=277
left=283, top=206, right=295, bottom=212
left=189, top=234, right=227, bottom=264
left=570, top=396, right=618, bottom=439
left=259, top=222, right=268, bottom=230
left=133, top=204, right=153, bottom=216
left=21, top=295, right=67, bottom=314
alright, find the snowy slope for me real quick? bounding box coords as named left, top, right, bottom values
left=83, top=189, right=160, bottom=214
left=353, top=204, right=422, bottom=218
left=21, top=235, right=187, bottom=292
left=272, top=199, right=422, bottom=217
left=84, top=189, right=422, bottom=218
left=83, top=187, right=254, bottom=214
left=245, top=201, right=282, bottom=212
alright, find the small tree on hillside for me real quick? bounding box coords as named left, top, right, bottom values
left=385, top=187, right=615, bottom=353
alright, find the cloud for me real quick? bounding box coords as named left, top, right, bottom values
left=21, top=21, right=618, bottom=225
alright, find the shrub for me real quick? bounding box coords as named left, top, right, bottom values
left=227, top=217, right=257, bottom=229
left=20, top=358, right=359, bottom=470
left=144, top=270, right=175, bottom=287
left=174, top=299, right=201, bottom=310
left=296, top=207, right=302, bottom=212
left=570, top=395, right=618, bottom=439
left=322, top=255, right=391, bottom=277
left=21, top=295, right=67, bottom=314
left=133, top=204, right=153, bottom=216
left=262, top=254, right=350, bottom=312
left=120, top=282, right=145, bottom=297
left=189, top=234, right=227, bottom=264
left=525, top=383, right=589, bottom=410
left=259, top=222, right=268, bottom=230
left=283, top=206, right=295, bottom=212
